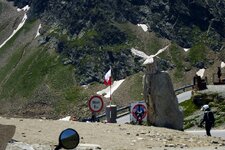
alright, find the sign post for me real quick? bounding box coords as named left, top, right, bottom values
left=88, top=95, right=104, bottom=122
left=131, top=101, right=147, bottom=124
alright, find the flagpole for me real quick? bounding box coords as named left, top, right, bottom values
left=110, top=66, right=112, bottom=106
left=110, top=84, right=111, bottom=106
left=109, top=66, right=112, bottom=122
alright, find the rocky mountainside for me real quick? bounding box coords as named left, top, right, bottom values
left=8, top=0, right=225, bottom=84
left=11, top=0, right=225, bottom=49
left=0, top=0, right=225, bottom=119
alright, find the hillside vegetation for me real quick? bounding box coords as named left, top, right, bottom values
left=181, top=92, right=225, bottom=129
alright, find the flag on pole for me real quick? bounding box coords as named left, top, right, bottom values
left=104, top=69, right=112, bottom=86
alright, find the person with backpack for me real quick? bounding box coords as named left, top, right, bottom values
left=199, top=105, right=215, bottom=136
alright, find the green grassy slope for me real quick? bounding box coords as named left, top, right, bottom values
left=0, top=18, right=88, bottom=118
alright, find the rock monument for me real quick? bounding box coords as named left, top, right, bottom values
left=143, top=58, right=183, bottom=130
left=131, top=45, right=183, bottom=130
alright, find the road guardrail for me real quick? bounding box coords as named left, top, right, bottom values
left=97, top=84, right=194, bottom=120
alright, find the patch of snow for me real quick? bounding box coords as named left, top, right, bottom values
left=0, top=14, right=28, bottom=49
left=221, top=62, right=225, bottom=68
left=17, top=8, right=22, bottom=12
left=17, top=5, right=30, bottom=12
left=35, top=24, right=42, bottom=38
left=137, top=24, right=148, bottom=32
left=97, top=79, right=125, bottom=98
left=61, top=1, right=66, bottom=4
left=81, top=84, right=89, bottom=89
left=59, top=116, right=71, bottom=121
left=183, top=48, right=190, bottom=52
left=196, top=69, right=205, bottom=78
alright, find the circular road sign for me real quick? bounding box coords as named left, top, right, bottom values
left=88, top=95, right=104, bottom=112
left=131, top=104, right=147, bottom=121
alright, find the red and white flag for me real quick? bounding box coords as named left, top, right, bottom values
left=104, top=69, right=112, bottom=86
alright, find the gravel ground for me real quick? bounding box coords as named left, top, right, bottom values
left=1, top=117, right=225, bottom=150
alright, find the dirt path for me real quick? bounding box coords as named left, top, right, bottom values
left=1, top=117, right=225, bottom=149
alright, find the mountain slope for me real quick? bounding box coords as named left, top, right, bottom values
left=0, top=1, right=90, bottom=119
left=0, top=0, right=225, bottom=120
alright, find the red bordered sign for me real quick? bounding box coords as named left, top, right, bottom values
left=88, top=95, right=104, bottom=112
left=131, top=103, right=147, bottom=121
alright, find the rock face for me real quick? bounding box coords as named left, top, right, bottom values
left=0, top=124, right=16, bottom=150
left=144, top=61, right=183, bottom=130
left=10, top=0, right=225, bottom=50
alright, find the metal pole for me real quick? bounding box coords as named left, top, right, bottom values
left=110, top=66, right=112, bottom=120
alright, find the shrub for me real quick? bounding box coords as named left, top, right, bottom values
left=188, top=43, right=207, bottom=65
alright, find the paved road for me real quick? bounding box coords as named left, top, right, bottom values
left=116, top=114, right=130, bottom=124
left=186, top=130, right=225, bottom=139
left=116, top=91, right=192, bottom=124
left=177, top=91, right=192, bottom=103
left=200, top=85, right=225, bottom=98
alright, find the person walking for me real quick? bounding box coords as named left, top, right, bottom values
left=199, top=105, right=215, bottom=136
left=217, top=67, right=222, bottom=83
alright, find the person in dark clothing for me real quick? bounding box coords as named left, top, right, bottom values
left=217, top=67, right=222, bottom=83
left=200, top=105, right=215, bottom=136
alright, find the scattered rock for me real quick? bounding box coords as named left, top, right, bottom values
left=209, top=60, right=214, bottom=65
left=211, top=141, right=219, bottom=144
left=120, top=128, right=126, bottom=131
left=195, top=61, right=205, bottom=69
left=41, top=117, right=46, bottom=120
left=131, top=140, right=137, bottom=143
left=137, top=137, right=144, bottom=141
left=146, top=145, right=152, bottom=149
left=165, top=144, right=176, bottom=147
left=184, top=66, right=192, bottom=72
left=188, top=138, right=194, bottom=142
left=167, top=138, right=173, bottom=141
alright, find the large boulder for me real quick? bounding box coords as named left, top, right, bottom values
left=144, top=63, right=183, bottom=130
left=0, top=124, right=16, bottom=150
